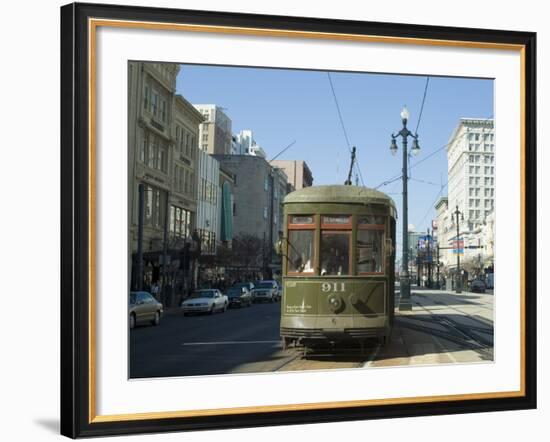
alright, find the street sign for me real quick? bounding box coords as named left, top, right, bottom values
left=453, top=238, right=464, bottom=255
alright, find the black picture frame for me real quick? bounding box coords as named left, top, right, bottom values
left=61, top=2, right=537, bottom=438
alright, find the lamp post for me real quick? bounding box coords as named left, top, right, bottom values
left=453, top=205, right=465, bottom=293
left=390, top=106, right=420, bottom=310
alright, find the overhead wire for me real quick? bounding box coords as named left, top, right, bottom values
left=326, top=72, right=365, bottom=187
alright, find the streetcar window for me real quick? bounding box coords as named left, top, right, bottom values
left=320, top=232, right=350, bottom=276
left=357, top=230, right=383, bottom=273
left=288, top=230, right=314, bottom=273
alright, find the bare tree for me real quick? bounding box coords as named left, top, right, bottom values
left=231, top=233, right=264, bottom=268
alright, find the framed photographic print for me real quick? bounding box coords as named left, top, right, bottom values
left=60, top=2, right=536, bottom=438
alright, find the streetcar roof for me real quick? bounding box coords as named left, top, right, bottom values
left=283, top=185, right=396, bottom=209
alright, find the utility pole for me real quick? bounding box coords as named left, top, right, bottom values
left=136, top=183, right=145, bottom=291
left=436, top=243, right=441, bottom=289
left=453, top=205, right=464, bottom=293
left=426, top=227, right=432, bottom=288
left=162, top=191, right=170, bottom=306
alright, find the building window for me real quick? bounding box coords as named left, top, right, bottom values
left=264, top=177, right=269, bottom=191
left=160, top=99, right=167, bottom=122
left=263, top=207, right=268, bottom=219
left=151, top=90, right=159, bottom=116
left=169, top=206, right=192, bottom=238
left=142, top=184, right=166, bottom=228
left=143, top=85, right=149, bottom=110
left=140, top=131, right=168, bottom=173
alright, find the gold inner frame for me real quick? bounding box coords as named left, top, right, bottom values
left=87, top=18, right=527, bottom=423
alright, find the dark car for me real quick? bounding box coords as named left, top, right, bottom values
left=226, top=286, right=252, bottom=308
left=232, top=281, right=255, bottom=292
left=129, top=291, right=163, bottom=329
left=469, top=279, right=486, bottom=293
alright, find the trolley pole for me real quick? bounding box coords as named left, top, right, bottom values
left=390, top=106, right=421, bottom=310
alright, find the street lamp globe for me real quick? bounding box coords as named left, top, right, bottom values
left=400, top=105, right=410, bottom=122
left=411, top=138, right=421, bottom=156
left=390, top=137, right=398, bottom=155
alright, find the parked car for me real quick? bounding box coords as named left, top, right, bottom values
left=232, top=281, right=255, bottom=292
left=251, top=280, right=279, bottom=303
left=180, top=289, right=228, bottom=315
left=469, top=279, right=486, bottom=293
left=226, top=286, right=252, bottom=308
left=129, top=291, right=163, bottom=329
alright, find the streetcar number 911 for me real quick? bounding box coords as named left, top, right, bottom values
left=321, top=282, right=346, bottom=292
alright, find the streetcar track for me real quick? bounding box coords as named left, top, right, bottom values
left=397, top=300, right=494, bottom=359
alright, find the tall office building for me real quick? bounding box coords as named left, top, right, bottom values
left=194, top=105, right=233, bottom=155
left=447, top=118, right=495, bottom=228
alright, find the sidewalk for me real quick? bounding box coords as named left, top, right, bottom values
left=407, top=285, right=494, bottom=324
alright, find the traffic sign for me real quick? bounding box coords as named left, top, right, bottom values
left=453, top=238, right=464, bottom=255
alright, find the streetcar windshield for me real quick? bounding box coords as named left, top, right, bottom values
left=287, top=230, right=314, bottom=273
left=320, top=232, right=350, bottom=276
left=357, top=230, right=383, bottom=273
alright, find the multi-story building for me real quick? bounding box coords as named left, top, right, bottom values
left=447, top=118, right=495, bottom=229
left=128, top=62, right=203, bottom=303
left=128, top=61, right=179, bottom=287
left=170, top=94, right=202, bottom=244
left=270, top=160, right=313, bottom=190
left=233, top=129, right=267, bottom=158
left=194, top=105, right=233, bottom=155
left=196, top=149, right=221, bottom=255
left=213, top=155, right=288, bottom=259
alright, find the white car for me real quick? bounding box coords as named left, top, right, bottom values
left=251, top=280, right=279, bottom=303
left=180, top=289, right=228, bottom=315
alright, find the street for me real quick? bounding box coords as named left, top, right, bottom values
left=130, top=287, right=494, bottom=378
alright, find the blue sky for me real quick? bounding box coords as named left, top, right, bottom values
left=176, top=64, right=493, bottom=248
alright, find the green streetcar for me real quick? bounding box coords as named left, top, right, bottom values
left=278, top=184, right=397, bottom=351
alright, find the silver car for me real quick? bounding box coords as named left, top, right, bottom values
left=129, top=291, right=163, bottom=329
left=251, top=280, right=279, bottom=303
left=180, top=289, right=228, bottom=315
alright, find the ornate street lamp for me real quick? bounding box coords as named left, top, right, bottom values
left=390, top=106, right=421, bottom=310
